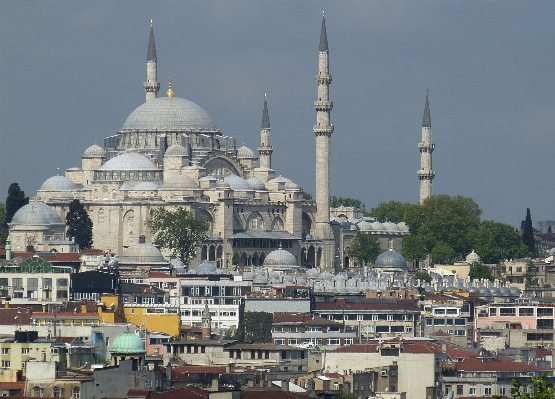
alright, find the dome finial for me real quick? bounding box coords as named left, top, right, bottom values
left=323, top=8, right=325, bottom=17
left=166, top=77, right=174, bottom=97
left=56, top=167, right=60, bottom=176
left=150, top=18, right=153, bottom=27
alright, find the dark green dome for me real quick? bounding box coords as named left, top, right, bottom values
left=110, top=331, right=146, bottom=354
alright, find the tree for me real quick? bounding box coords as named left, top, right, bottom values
left=368, top=200, right=411, bottom=223
left=346, top=231, right=382, bottom=267
left=145, top=206, right=209, bottom=264
left=5, top=183, right=28, bottom=225
left=468, top=263, right=494, bottom=282
left=232, top=251, right=240, bottom=265
left=299, top=187, right=313, bottom=201
left=415, top=271, right=432, bottom=283
left=330, top=196, right=365, bottom=210
left=431, top=241, right=456, bottom=264
left=493, top=373, right=554, bottom=399
left=401, top=234, right=427, bottom=266
left=404, top=194, right=481, bottom=260
left=65, top=200, right=93, bottom=249
left=521, top=208, right=536, bottom=256
left=0, top=203, right=7, bottom=245
left=474, top=220, right=530, bottom=264
left=234, top=311, right=272, bottom=343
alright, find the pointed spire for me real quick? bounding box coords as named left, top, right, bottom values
left=147, top=19, right=157, bottom=61
left=319, top=10, right=328, bottom=52
left=261, top=92, right=270, bottom=129
left=422, top=87, right=431, bottom=127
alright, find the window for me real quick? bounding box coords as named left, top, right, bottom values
left=53, top=387, right=63, bottom=397
left=1, top=360, right=10, bottom=368
left=469, top=385, right=476, bottom=395
left=516, top=267, right=522, bottom=272
left=457, top=385, right=463, bottom=395
left=454, top=330, right=466, bottom=336
left=499, top=386, right=506, bottom=395
left=434, top=319, right=445, bottom=326
left=426, top=318, right=433, bottom=326
left=1, top=348, right=8, bottom=354
left=538, top=307, right=554, bottom=317
left=27, top=278, right=39, bottom=287
left=406, top=327, right=413, bottom=333
left=344, top=338, right=353, bottom=345
left=489, top=308, right=497, bottom=316
left=72, top=387, right=80, bottom=398
left=22, top=348, right=29, bottom=354
left=307, top=326, right=322, bottom=332
left=33, top=386, right=43, bottom=397
left=446, top=319, right=454, bottom=325
left=484, top=385, right=492, bottom=395
left=289, top=326, right=299, bottom=333
left=455, top=318, right=466, bottom=326
left=288, top=339, right=298, bottom=345
left=274, top=339, right=285, bottom=345
left=274, top=326, right=284, bottom=332
left=42, top=278, right=52, bottom=288
left=328, top=338, right=340, bottom=345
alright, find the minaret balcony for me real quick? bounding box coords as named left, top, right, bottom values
left=418, top=143, right=435, bottom=152
left=313, top=125, right=334, bottom=135
left=417, top=169, right=435, bottom=179
left=143, top=82, right=160, bottom=92
left=315, top=74, right=332, bottom=84
left=314, top=101, right=333, bottom=111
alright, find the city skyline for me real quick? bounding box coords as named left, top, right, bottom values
left=1, top=1, right=553, bottom=229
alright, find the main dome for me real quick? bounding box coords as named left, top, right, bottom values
left=11, top=203, right=63, bottom=226
left=121, top=97, right=219, bottom=132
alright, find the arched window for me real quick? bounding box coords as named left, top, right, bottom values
left=94, top=189, right=99, bottom=200
left=53, top=387, right=63, bottom=397
left=102, top=186, right=108, bottom=200
left=112, top=190, right=117, bottom=200
left=98, top=208, right=105, bottom=224
left=33, top=386, right=43, bottom=397
left=247, top=212, right=264, bottom=231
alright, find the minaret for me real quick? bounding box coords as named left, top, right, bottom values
left=143, top=19, right=160, bottom=102
left=314, top=10, right=334, bottom=238
left=418, top=88, right=435, bottom=203
left=201, top=301, right=212, bottom=340
left=258, top=93, right=273, bottom=169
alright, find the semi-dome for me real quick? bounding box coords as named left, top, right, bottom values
left=121, top=97, right=219, bottom=132
left=374, top=249, right=408, bottom=270
left=110, top=331, right=146, bottom=354
left=100, top=152, right=158, bottom=171
left=237, top=145, right=256, bottom=159
left=246, top=177, right=266, bottom=190
left=263, top=249, right=298, bottom=267
left=161, top=174, right=198, bottom=189
left=466, top=250, right=481, bottom=264
left=40, top=175, right=76, bottom=191
left=164, top=144, right=188, bottom=157
left=83, top=143, right=106, bottom=158
left=11, top=203, right=63, bottom=226
left=223, top=175, right=252, bottom=191
left=118, top=239, right=167, bottom=266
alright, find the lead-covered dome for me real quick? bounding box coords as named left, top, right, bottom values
left=374, top=249, right=408, bottom=270
left=223, top=175, right=252, bottom=191
left=118, top=240, right=167, bottom=266
left=11, top=203, right=63, bottom=226
left=247, top=177, right=266, bottom=190
left=121, top=97, right=219, bottom=132
left=164, top=143, right=188, bottom=157
left=110, top=331, right=146, bottom=354
left=237, top=145, right=256, bottom=159
left=263, top=249, right=298, bottom=267
left=40, top=175, right=76, bottom=191
left=100, top=152, right=158, bottom=171
left=83, top=143, right=106, bottom=158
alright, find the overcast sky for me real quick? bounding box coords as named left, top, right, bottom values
left=1, top=1, right=553, bottom=228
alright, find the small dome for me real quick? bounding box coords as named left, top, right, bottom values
left=383, top=222, right=399, bottom=232
left=285, top=180, right=299, bottom=190
left=122, top=97, right=219, bottom=132
left=40, top=175, right=76, bottom=191
left=342, top=221, right=357, bottom=231
left=263, top=249, right=298, bottom=267
left=110, top=331, right=146, bottom=354
left=253, top=275, right=268, bottom=284
left=216, top=180, right=230, bottom=189
left=190, top=260, right=217, bottom=274
left=118, top=241, right=167, bottom=266
left=199, top=175, right=218, bottom=182
left=223, top=175, right=252, bottom=191
left=134, top=181, right=159, bottom=191
left=165, top=144, right=188, bottom=157
left=83, top=143, right=106, bottom=158
left=100, top=152, right=158, bottom=171
left=358, top=220, right=373, bottom=231
left=397, top=222, right=409, bottom=232
left=237, top=145, right=256, bottom=159
left=370, top=222, right=385, bottom=231
left=374, top=249, right=408, bottom=270
left=466, top=250, right=481, bottom=264
left=267, top=175, right=291, bottom=186
left=161, top=174, right=198, bottom=189
left=246, top=177, right=266, bottom=190
left=11, top=203, right=63, bottom=226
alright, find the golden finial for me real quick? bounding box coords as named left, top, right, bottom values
left=322, top=8, right=325, bottom=17
left=166, top=77, right=174, bottom=97
left=150, top=19, right=153, bottom=27
left=264, top=92, right=267, bottom=100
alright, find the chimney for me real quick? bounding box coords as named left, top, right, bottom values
left=81, top=299, right=87, bottom=314
left=211, top=378, right=220, bottom=392
left=281, top=380, right=289, bottom=391
left=5, top=236, right=11, bottom=261
left=166, top=362, right=172, bottom=387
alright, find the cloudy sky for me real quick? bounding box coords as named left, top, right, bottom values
left=1, top=1, right=553, bottom=228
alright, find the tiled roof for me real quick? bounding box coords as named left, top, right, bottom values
left=0, top=308, right=33, bottom=325
left=272, top=313, right=310, bottom=324
left=81, top=248, right=105, bottom=255
left=456, top=356, right=550, bottom=372
left=304, top=317, right=342, bottom=327
left=330, top=343, right=379, bottom=353
left=148, top=272, right=173, bottom=278
left=314, top=298, right=419, bottom=311
left=127, top=389, right=151, bottom=398
left=149, top=385, right=209, bottom=398
left=0, top=381, right=25, bottom=390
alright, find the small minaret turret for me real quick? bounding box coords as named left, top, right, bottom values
left=314, top=10, right=334, bottom=238
left=201, top=301, right=212, bottom=340
left=418, top=88, right=435, bottom=203
left=258, top=93, right=273, bottom=169
left=143, top=19, right=160, bottom=102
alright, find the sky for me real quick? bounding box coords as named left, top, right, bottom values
left=0, top=1, right=553, bottom=229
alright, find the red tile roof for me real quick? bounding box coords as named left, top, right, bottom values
left=0, top=308, right=33, bottom=326
left=0, top=381, right=25, bottom=390
left=148, top=272, right=173, bottom=278
left=314, top=298, right=419, bottom=311
left=127, top=389, right=151, bottom=398
left=149, top=385, right=209, bottom=398
left=455, top=356, right=550, bottom=372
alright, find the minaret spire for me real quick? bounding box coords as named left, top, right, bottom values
left=258, top=93, right=273, bottom=169
left=143, top=19, right=160, bottom=102
left=314, top=11, right=334, bottom=269
left=418, top=87, right=435, bottom=203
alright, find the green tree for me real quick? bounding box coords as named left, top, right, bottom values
left=493, top=373, right=554, bottom=399
left=0, top=203, right=7, bottom=245
left=404, top=195, right=481, bottom=260
left=232, top=251, right=240, bottom=265
left=468, top=263, right=494, bottom=281
left=299, top=187, right=313, bottom=201
left=346, top=231, right=382, bottom=266
left=521, top=208, right=536, bottom=256
left=431, top=241, right=456, bottom=264
left=401, top=234, right=428, bottom=266
left=5, top=183, right=28, bottom=225
left=415, top=271, right=432, bottom=283
left=65, top=199, right=93, bottom=249
left=145, top=206, right=209, bottom=264
left=474, top=220, right=530, bottom=264
left=235, top=311, right=272, bottom=343
left=524, top=260, right=540, bottom=289
left=330, top=196, right=365, bottom=210
left=368, top=200, right=411, bottom=223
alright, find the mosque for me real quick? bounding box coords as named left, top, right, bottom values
left=8, top=15, right=435, bottom=271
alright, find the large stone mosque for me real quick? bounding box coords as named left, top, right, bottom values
left=9, top=15, right=435, bottom=271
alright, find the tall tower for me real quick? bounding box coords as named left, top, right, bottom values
left=258, top=93, right=273, bottom=169
left=418, top=88, right=435, bottom=203
left=201, top=301, right=212, bottom=340
left=314, top=10, right=334, bottom=239
left=143, top=20, right=160, bottom=102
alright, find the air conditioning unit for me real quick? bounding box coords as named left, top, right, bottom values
left=381, top=369, right=388, bottom=377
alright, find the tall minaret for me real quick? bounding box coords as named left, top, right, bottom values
left=143, top=19, right=160, bottom=102
left=314, top=10, right=334, bottom=239
left=418, top=88, right=435, bottom=203
left=258, top=93, right=273, bottom=169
